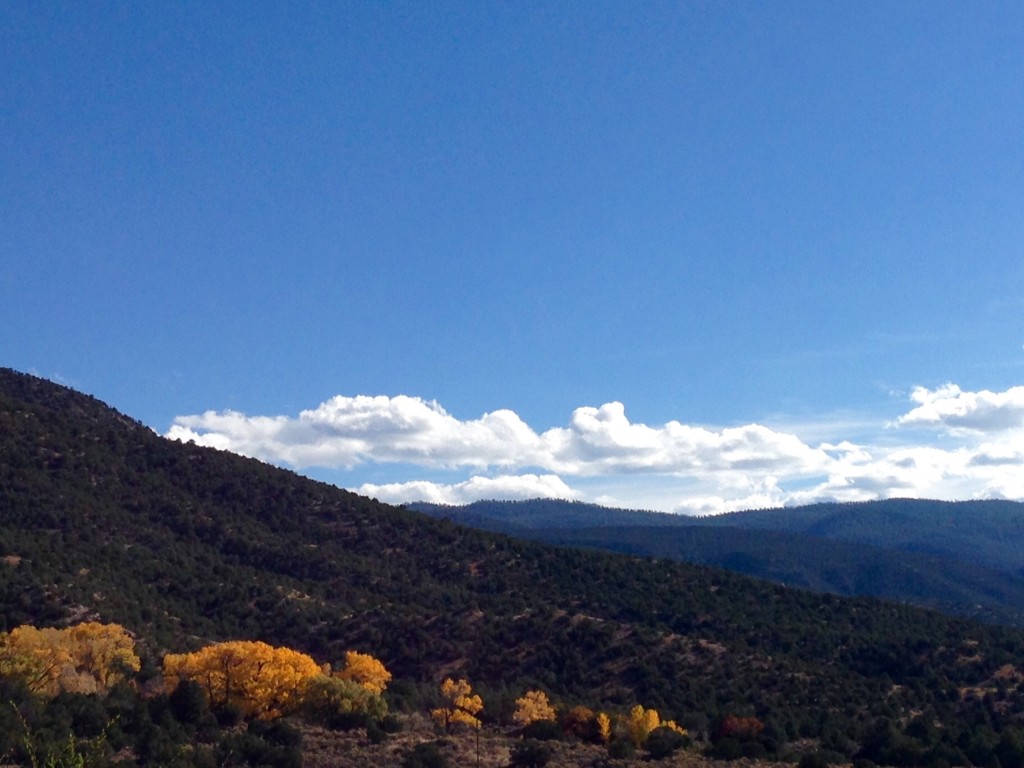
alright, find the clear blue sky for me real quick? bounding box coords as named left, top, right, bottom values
left=4, top=2, right=1024, bottom=512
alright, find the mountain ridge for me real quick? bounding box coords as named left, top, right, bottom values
left=408, top=497, right=1024, bottom=626
left=5, top=367, right=1024, bottom=765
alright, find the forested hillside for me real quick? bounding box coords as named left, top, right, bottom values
left=5, top=368, right=1024, bottom=767
left=411, top=498, right=1024, bottom=626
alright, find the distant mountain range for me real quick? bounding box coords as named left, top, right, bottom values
left=408, top=497, right=1024, bottom=627
left=6, top=366, right=1024, bottom=767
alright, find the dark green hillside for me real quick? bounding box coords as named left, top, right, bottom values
left=703, top=499, right=1024, bottom=573
left=526, top=525, right=1024, bottom=627
left=415, top=498, right=1024, bottom=627
left=6, top=368, right=1024, bottom=765
left=410, top=498, right=689, bottom=530
left=413, top=498, right=1024, bottom=576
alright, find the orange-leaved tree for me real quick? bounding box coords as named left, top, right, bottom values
left=718, top=715, right=764, bottom=741
left=163, top=640, right=320, bottom=720
left=431, top=677, right=484, bottom=731
left=0, top=622, right=140, bottom=697
left=335, top=650, right=391, bottom=694
left=513, top=689, right=556, bottom=727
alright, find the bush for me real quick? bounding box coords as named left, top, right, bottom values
left=608, top=739, right=635, bottom=759
left=522, top=719, right=562, bottom=741
left=366, top=720, right=386, bottom=744
left=741, top=740, right=768, bottom=759
left=299, top=675, right=387, bottom=730
left=709, top=737, right=742, bottom=760
left=169, top=680, right=210, bottom=726
left=645, top=726, right=689, bottom=759
left=248, top=719, right=302, bottom=748
left=214, top=703, right=244, bottom=727
left=510, top=738, right=552, bottom=767
left=217, top=729, right=301, bottom=768
left=403, top=741, right=448, bottom=768
left=799, top=752, right=837, bottom=768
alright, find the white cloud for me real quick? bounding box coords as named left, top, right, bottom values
left=166, top=382, right=1024, bottom=513
left=896, top=383, right=1024, bottom=433
left=168, top=396, right=544, bottom=469
left=357, top=474, right=580, bottom=506
left=168, top=397, right=830, bottom=481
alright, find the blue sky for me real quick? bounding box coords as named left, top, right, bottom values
left=4, top=2, right=1024, bottom=513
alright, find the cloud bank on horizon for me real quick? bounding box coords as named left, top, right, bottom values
left=166, top=383, right=1024, bottom=515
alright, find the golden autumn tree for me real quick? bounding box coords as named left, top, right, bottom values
left=0, top=622, right=140, bottom=697
left=431, top=677, right=484, bottom=732
left=163, top=640, right=320, bottom=720
left=624, top=704, right=686, bottom=746
left=335, top=650, right=391, bottom=695
left=0, top=625, right=71, bottom=696
left=513, top=689, right=556, bottom=727
left=65, top=622, right=142, bottom=691
left=626, top=704, right=661, bottom=746
left=597, top=712, right=613, bottom=744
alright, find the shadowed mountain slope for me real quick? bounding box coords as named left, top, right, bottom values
left=410, top=498, right=1024, bottom=626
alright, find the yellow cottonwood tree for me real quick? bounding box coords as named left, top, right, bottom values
left=623, top=704, right=687, bottom=746
left=0, top=622, right=140, bottom=697
left=431, top=677, right=483, bottom=731
left=597, top=712, right=612, bottom=744
left=626, top=704, right=661, bottom=746
left=335, top=650, right=391, bottom=694
left=65, top=622, right=142, bottom=691
left=513, top=689, right=556, bottom=726
left=163, top=640, right=320, bottom=720
left=0, top=625, right=71, bottom=696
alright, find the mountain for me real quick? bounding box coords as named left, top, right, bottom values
left=410, top=498, right=693, bottom=531
left=5, top=367, right=1024, bottom=766
left=700, top=499, right=1024, bottom=574
left=409, top=498, right=1024, bottom=627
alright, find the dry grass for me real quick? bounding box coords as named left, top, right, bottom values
left=297, top=714, right=795, bottom=768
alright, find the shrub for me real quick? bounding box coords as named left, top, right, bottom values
left=562, top=705, right=597, bottom=742
left=249, top=718, right=302, bottom=748
left=522, top=718, right=562, bottom=741
left=709, top=736, right=742, bottom=760
left=510, top=739, right=552, bottom=767
left=169, top=680, right=209, bottom=726
left=799, top=752, right=835, bottom=768
left=646, top=725, right=689, bottom=759
left=607, top=739, right=635, bottom=759
left=366, top=720, right=386, bottom=744
left=214, top=702, right=244, bottom=727
left=403, top=741, right=448, bottom=768
left=299, top=675, right=387, bottom=730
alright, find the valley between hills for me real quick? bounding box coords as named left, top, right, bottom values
left=3, top=367, right=1024, bottom=768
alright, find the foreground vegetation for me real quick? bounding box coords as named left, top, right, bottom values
left=5, top=368, right=1024, bottom=766
left=0, top=621, right=689, bottom=767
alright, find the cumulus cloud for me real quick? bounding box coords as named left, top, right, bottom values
left=166, top=382, right=1024, bottom=513
left=896, top=383, right=1024, bottom=433
left=168, top=396, right=830, bottom=480
left=168, top=396, right=544, bottom=469
left=357, top=474, right=581, bottom=506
